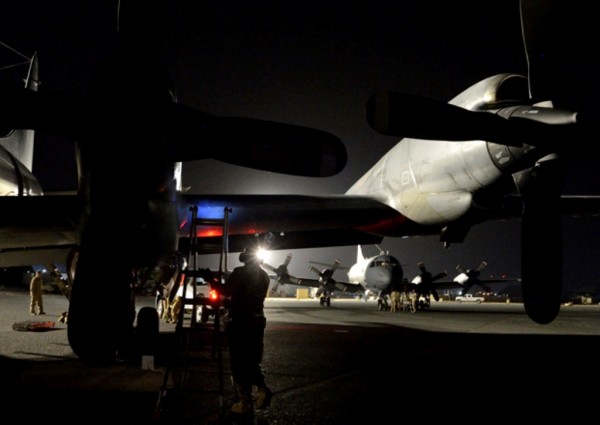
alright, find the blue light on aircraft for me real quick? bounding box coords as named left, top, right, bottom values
left=196, top=204, right=230, bottom=220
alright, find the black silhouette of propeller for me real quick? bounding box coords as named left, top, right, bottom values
left=308, top=259, right=348, bottom=298
left=262, top=253, right=302, bottom=292
left=454, top=261, right=492, bottom=295
left=412, top=262, right=448, bottom=302
left=363, top=1, right=589, bottom=324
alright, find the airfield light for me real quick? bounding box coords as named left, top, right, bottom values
left=256, top=247, right=271, bottom=264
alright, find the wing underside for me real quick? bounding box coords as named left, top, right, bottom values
left=2, top=192, right=600, bottom=267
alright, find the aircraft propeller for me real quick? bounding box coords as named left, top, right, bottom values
left=411, top=262, right=448, bottom=302
left=262, top=253, right=301, bottom=292
left=308, top=259, right=345, bottom=297
left=363, top=1, right=587, bottom=325
left=454, top=261, right=492, bottom=295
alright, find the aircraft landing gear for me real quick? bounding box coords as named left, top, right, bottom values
left=319, top=295, right=331, bottom=307
left=417, top=295, right=431, bottom=310
left=377, top=297, right=389, bottom=311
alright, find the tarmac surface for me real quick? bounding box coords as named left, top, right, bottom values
left=2, top=287, right=600, bottom=424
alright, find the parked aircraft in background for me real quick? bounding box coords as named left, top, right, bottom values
left=1, top=1, right=598, bottom=365
left=409, top=260, right=520, bottom=310
left=263, top=246, right=401, bottom=308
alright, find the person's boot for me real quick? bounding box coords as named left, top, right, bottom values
left=231, top=383, right=253, bottom=414
left=255, top=384, right=273, bottom=409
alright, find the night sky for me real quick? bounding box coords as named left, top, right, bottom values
left=2, top=1, right=600, bottom=292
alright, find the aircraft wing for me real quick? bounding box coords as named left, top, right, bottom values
left=278, top=276, right=364, bottom=294
left=0, top=194, right=80, bottom=266
left=426, top=278, right=521, bottom=292
left=176, top=193, right=411, bottom=254
left=181, top=192, right=600, bottom=255
left=331, top=281, right=365, bottom=293
left=0, top=192, right=400, bottom=267
left=4, top=191, right=600, bottom=267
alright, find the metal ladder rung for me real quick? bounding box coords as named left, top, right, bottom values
left=194, top=218, right=226, bottom=226
left=155, top=205, right=232, bottom=422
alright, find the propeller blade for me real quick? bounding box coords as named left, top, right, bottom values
left=270, top=279, right=280, bottom=293
left=309, top=265, right=321, bottom=276
left=513, top=156, right=564, bottom=324
left=366, top=91, right=530, bottom=147
left=476, top=261, right=488, bottom=272
left=262, top=263, right=277, bottom=272
left=330, top=260, right=341, bottom=274
left=365, top=88, right=580, bottom=155
left=431, top=271, right=448, bottom=282
left=166, top=105, right=347, bottom=177
left=263, top=253, right=299, bottom=290
left=461, top=282, right=473, bottom=295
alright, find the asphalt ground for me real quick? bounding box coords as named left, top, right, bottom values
left=2, top=288, right=600, bottom=424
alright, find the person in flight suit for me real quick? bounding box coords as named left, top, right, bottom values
left=389, top=276, right=403, bottom=312
left=29, top=270, right=45, bottom=315
left=221, top=249, right=273, bottom=415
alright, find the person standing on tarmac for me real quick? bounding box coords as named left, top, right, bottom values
left=221, top=248, right=273, bottom=415
left=29, top=271, right=45, bottom=315
left=389, top=276, right=403, bottom=312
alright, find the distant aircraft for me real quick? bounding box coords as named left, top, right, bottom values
left=264, top=246, right=402, bottom=309
left=2, top=1, right=599, bottom=364
left=409, top=261, right=519, bottom=310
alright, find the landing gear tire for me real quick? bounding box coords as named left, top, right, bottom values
left=136, top=306, right=159, bottom=360
left=319, top=296, right=331, bottom=307
left=68, top=260, right=136, bottom=365
left=201, top=307, right=211, bottom=323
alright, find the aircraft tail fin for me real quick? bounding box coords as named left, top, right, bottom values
left=356, top=245, right=365, bottom=263
left=0, top=46, right=39, bottom=171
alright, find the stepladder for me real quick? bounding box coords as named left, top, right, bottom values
left=154, top=206, right=233, bottom=423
